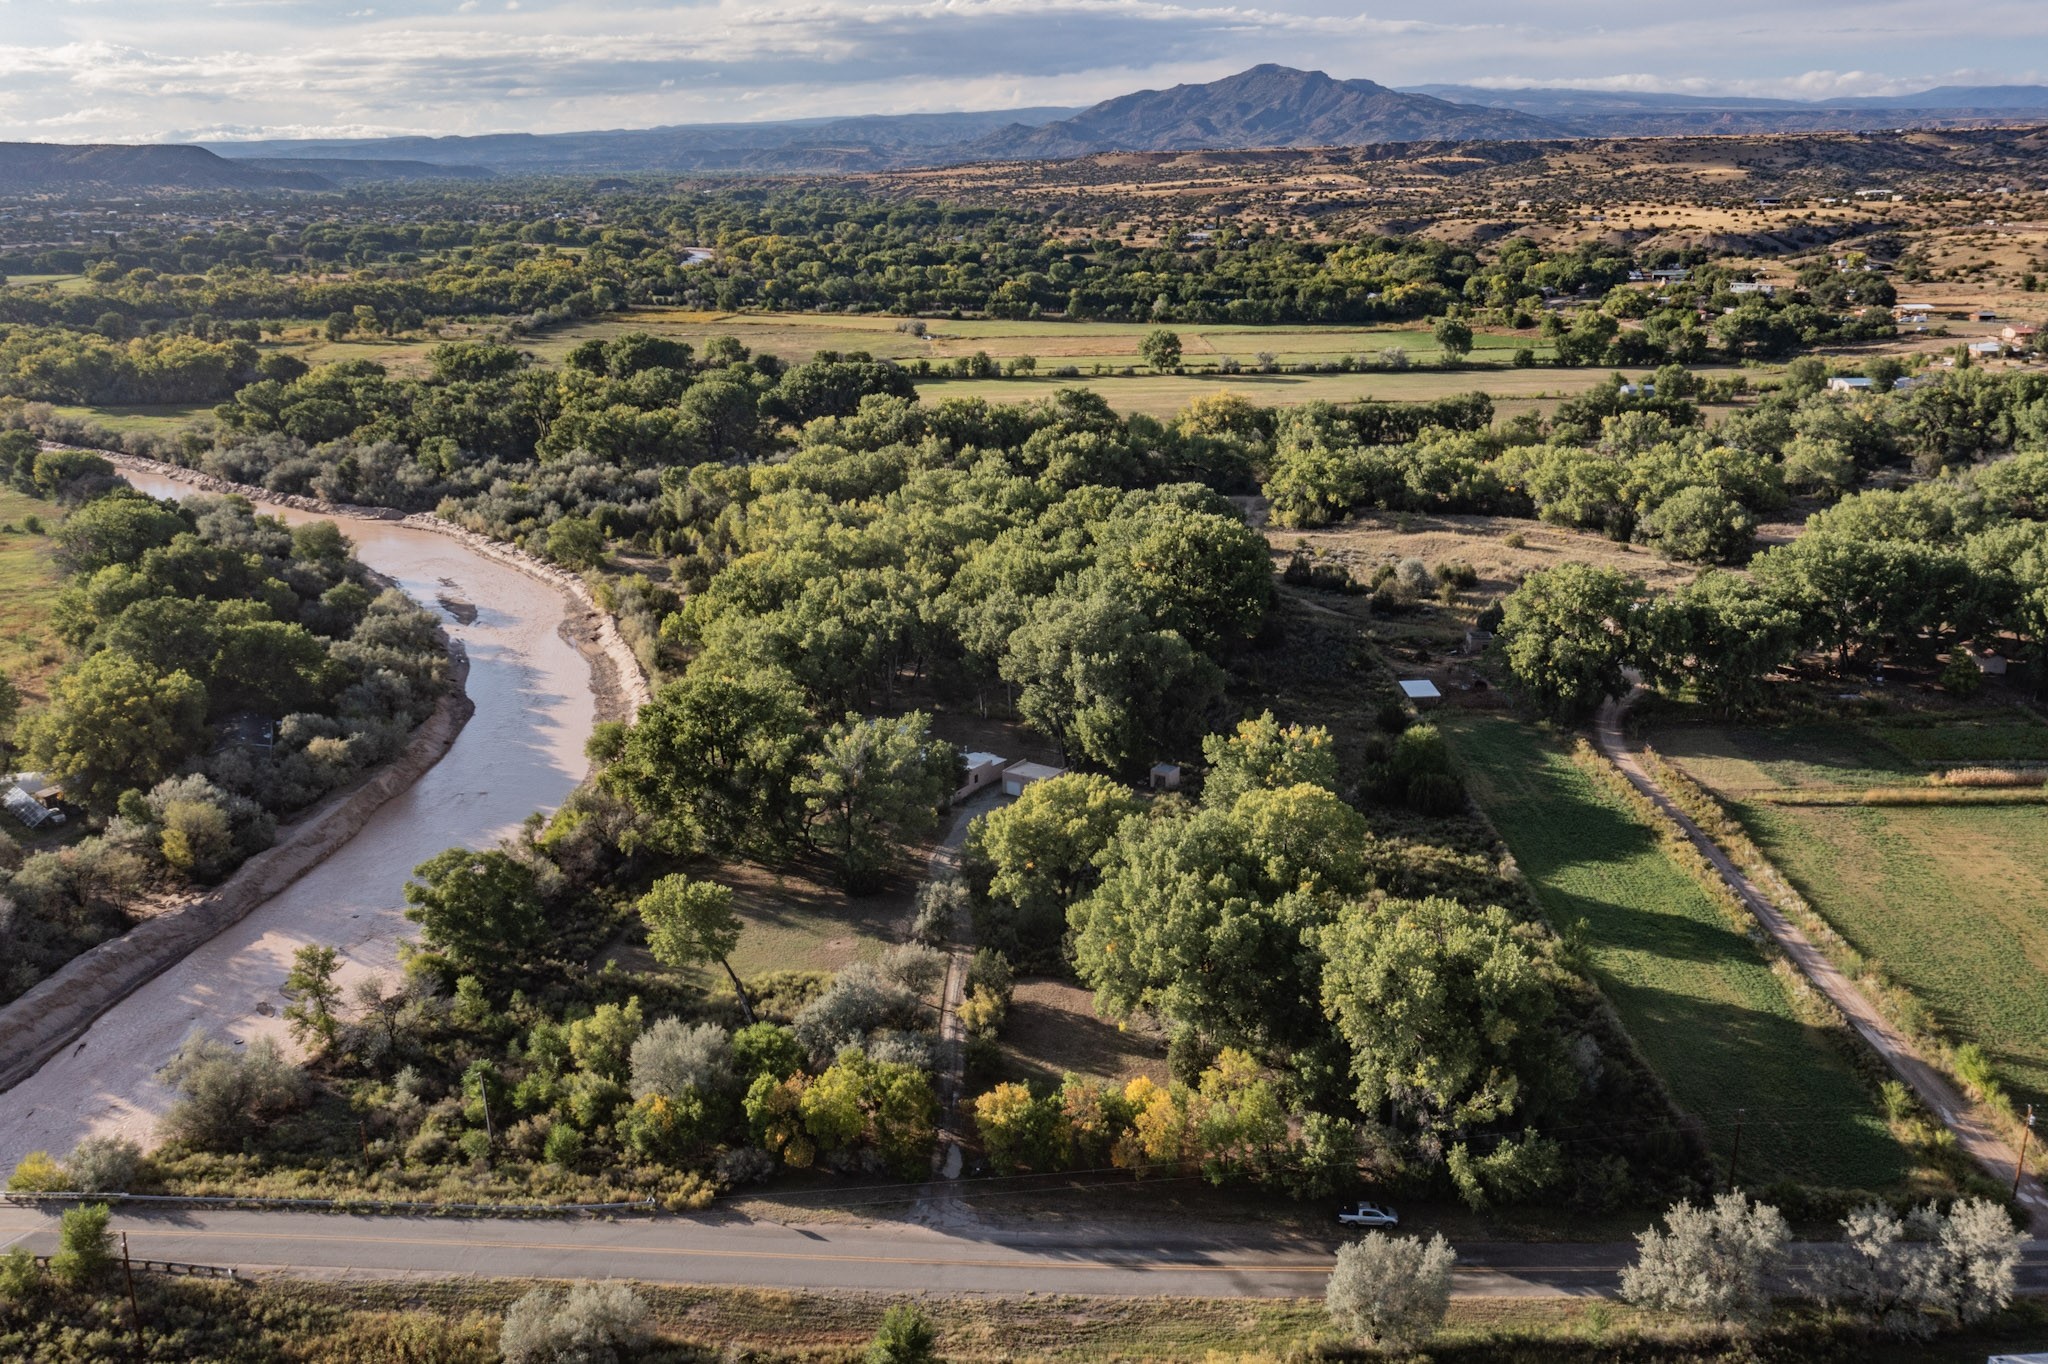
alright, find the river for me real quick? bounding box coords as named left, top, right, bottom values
left=0, top=474, right=599, bottom=1167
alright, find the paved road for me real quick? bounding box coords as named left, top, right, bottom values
left=0, top=1203, right=1623, bottom=1298
left=8, top=1204, right=2048, bottom=1301
left=1594, top=689, right=2048, bottom=1231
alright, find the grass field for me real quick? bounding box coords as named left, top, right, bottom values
left=50, top=402, right=213, bottom=435
left=1656, top=716, right=2048, bottom=1111
left=0, top=487, right=71, bottom=705
left=1446, top=715, right=1910, bottom=1190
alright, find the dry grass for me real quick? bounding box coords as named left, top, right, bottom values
left=995, top=977, right=1169, bottom=1089
left=0, top=487, right=70, bottom=705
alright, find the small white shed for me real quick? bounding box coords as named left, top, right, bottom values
left=1398, top=679, right=1442, bottom=706
left=1149, top=762, right=1182, bottom=791
left=1000, top=761, right=1066, bottom=798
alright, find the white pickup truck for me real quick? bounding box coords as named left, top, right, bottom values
left=1335, top=1201, right=1400, bottom=1229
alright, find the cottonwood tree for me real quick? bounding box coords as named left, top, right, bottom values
left=1621, top=1191, right=1790, bottom=1326
left=967, top=772, right=1140, bottom=958
left=636, top=873, right=754, bottom=1023
left=601, top=666, right=812, bottom=856
left=20, top=652, right=207, bottom=810
left=1325, top=1232, right=1457, bottom=1351
left=403, top=848, right=545, bottom=973
left=1200, top=711, right=1337, bottom=806
left=1318, top=896, right=1569, bottom=1137
left=1432, top=316, right=1474, bottom=361
left=798, top=710, right=955, bottom=893
left=1496, top=563, right=1644, bottom=721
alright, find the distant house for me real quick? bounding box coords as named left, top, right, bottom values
left=2002, top=324, right=2039, bottom=343
left=1827, top=377, right=1874, bottom=393
left=1894, top=374, right=1932, bottom=391
left=1619, top=381, right=1655, bottom=398
left=1895, top=303, right=1936, bottom=319
left=1649, top=268, right=1689, bottom=283
left=1729, top=281, right=1775, bottom=297
left=1969, top=340, right=2005, bottom=357
left=1000, top=761, right=1065, bottom=799
left=1973, top=310, right=1999, bottom=322
left=954, top=751, right=1008, bottom=803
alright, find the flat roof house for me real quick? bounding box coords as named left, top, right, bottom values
left=1000, top=761, right=1066, bottom=798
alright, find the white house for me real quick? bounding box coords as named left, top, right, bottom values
left=1827, top=377, right=1874, bottom=393
left=1000, top=761, right=1066, bottom=798
left=953, top=751, right=1009, bottom=803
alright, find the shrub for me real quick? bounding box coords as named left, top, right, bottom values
left=965, top=947, right=1012, bottom=1002
left=865, top=1303, right=939, bottom=1364
left=63, top=1136, right=143, bottom=1193
left=49, top=1203, right=113, bottom=1287
left=629, top=1017, right=733, bottom=1100
left=879, top=942, right=947, bottom=997
left=1620, top=1191, right=1789, bottom=1325
left=715, top=1145, right=778, bottom=1189
left=158, top=1032, right=306, bottom=1150
left=792, top=964, right=923, bottom=1064
left=958, top=984, right=1007, bottom=1039
left=542, top=1123, right=584, bottom=1170
left=0, top=1245, right=38, bottom=1302
left=499, top=1282, right=653, bottom=1364
left=909, top=877, right=965, bottom=946
left=1325, top=1232, right=1456, bottom=1351
left=6, top=1150, right=67, bottom=1192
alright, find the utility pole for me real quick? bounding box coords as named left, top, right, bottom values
left=120, top=1231, right=141, bottom=1361
left=1726, top=1108, right=1746, bottom=1192
left=2013, top=1104, right=2036, bottom=1204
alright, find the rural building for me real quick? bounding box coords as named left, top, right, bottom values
left=1649, top=268, right=1689, bottom=283
left=1000, top=761, right=1066, bottom=798
left=3, top=774, right=63, bottom=830
left=1398, top=679, right=1442, bottom=706
left=1149, top=762, right=1183, bottom=791
left=1827, top=377, right=1874, bottom=393
left=954, top=751, right=1008, bottom=803
left=1969, top=340, right=2005, bottom=358
left=1729, top=281, right=1775, bottom=297
left=1895, top=303, right=1936, bottom=320
left=2003, top=324, right=2039, bottom=343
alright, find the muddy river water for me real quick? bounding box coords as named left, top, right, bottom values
left=0, top=474, right=599, bottom=1166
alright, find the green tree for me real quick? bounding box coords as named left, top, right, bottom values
left=1139, top=328, right=1183, bottom=372
left=1640, top=571, right=1803, bottom=715
left=636, top=874, right=755, bottom=1024
left=967, top=772, right=1140, bottom=957
left=601, top=666, right=813, bottom=856
left=52, top=493, right=186, bottom=574
left=1317, top=896, right=1567, bottom=1131
left=798, top=711, right=956, bottom=893
left=544, top=514, right=606, bottom=570
left=1639, top=485, right=1757, bottom=564
left=1200, top=711, right=1338, bottom=806
left=1432, top=316, right=1474, bottom=362
left=1496, top=563, right=1643, bottom=721
left=1002, top=588, right=1221, bottom=773
left=402, top=847, right=545, bottom=972
left=1072, top=784, right=1374, bottom=1055
left=281, top=944, right=342, bottom=1052
left=19, top=651, right=207, bottom=810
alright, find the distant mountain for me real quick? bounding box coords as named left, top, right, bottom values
left=208, top=107, right=1081, bottom=175
left=1403, top=83, right=2048, bottom=136
left=232, top=155, right=492, bottom=183
left=0, top=142, right=338, bottom=192
left=966, top=66, right=1562, bottom=158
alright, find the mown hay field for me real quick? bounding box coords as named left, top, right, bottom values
left=1656, top=715, right=2048, bottom=1110
left=1446, top=715, right=1909, bottom=1190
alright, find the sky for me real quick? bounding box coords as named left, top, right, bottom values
left=0, top=0, right=2044, bottom=144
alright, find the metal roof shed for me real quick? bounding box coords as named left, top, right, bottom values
left=1398, top=680, right=1442, bottom=703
